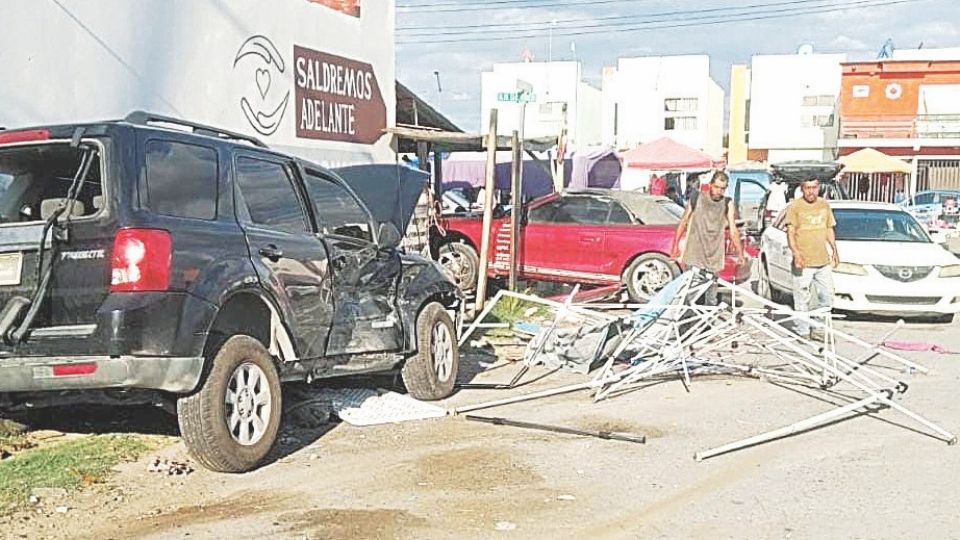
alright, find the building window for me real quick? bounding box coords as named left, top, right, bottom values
left=744, top=98, right=751, bottom=132
left=802, top=94, right=836, bottom=107
left=664, top=98, right=699, bottom=112
left=665, top=116, right=698, bottom=130
left=801, top=114, right=835, bottom=128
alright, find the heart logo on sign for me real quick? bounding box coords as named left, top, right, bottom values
left=256, top=68, right=271, bottom=99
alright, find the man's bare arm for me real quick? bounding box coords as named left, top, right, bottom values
left=671, top=205, right=693, bottom=259
left=726, top=201, right=744, bottom=260
left=787, top=225, right=805, bottom=268
left=827, top=227, right=839, bottom=266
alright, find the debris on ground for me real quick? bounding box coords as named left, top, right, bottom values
left=29, top=488, right=67, bottom=501
left=146, top=457, right=193, bottom=476
left=882, top=339, right=959, bottom=354
left=454, top=270, right=956, bottom=459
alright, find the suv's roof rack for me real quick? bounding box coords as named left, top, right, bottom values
left=123, top=111, right=267, bottom=148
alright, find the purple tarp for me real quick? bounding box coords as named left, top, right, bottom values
left=441, top=148, right=620, bottom=198
left=569, top=148, right=621, bottom=190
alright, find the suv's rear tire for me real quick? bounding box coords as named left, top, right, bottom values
left=177, top=335, right=282, bottom=473
left=437, top=242, right=479, bottom=293
left=623, top=253, right=678, bottom=302
left=401, top=302, right=459, bottom=400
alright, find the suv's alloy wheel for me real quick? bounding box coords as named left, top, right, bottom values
left=225, top=362, right=273, bottom=446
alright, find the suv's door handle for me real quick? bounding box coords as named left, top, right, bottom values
left=259, top=245, right=283, bottom=262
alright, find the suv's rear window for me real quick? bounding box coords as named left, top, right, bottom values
left=144, top=140, right=218, bottom=220
left=0, top=144, right=103, bottom=223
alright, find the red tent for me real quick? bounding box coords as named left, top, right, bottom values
left=621, top=137, right=721, bottom=169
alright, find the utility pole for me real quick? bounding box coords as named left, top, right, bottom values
left=475, top=109, right=498, bottom=314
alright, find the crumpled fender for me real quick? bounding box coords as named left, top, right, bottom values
left=396, top=253, right=463, bottom=352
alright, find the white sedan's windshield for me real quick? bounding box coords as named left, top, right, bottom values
left=834, top=209, right=930, bottom=243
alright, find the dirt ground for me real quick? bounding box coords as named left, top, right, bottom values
left=1, top=316, right=959, bottom=540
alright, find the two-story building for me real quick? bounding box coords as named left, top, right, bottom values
left=729, top=48, right=845, bottom=164
left=601, top=55, right=724, bottom=158
left=479, top=61, right=602, bottom=149
left=838, top=51, right=960, bottom=193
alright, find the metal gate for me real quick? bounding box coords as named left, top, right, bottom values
left=839, top=172, right=907, bottom=203
left=917, top=159, right=960, bottom=192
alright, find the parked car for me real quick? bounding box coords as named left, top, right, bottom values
left=0, top=112, right=462, bottom=472
left=899, top=189, right=960, bottom=227
left=758, top=201, right=960, bottom=321
left=752, top=161, right=849, bottom=233
left=434, top=189, right=753, bottom=301
left=726, top=168, right=771, bottom=233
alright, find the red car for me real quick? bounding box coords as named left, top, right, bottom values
left=434, top=189, right=754, bottom=301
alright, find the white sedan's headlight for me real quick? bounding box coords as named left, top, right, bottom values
left=835, top=262, right=868, bottom=276
left=940, top=264, right=960, bottom=278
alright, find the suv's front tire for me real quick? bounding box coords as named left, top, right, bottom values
left=178, top=335, right=282, bottom=473
left=401, top=302, right=459, bottom=400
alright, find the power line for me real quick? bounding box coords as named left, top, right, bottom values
left=398, top=0, right=682, bottom=13
left=397, top=0, right=924, bottom=44
left=398, top=0, right=838, bottom=33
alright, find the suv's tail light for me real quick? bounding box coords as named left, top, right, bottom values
left=0, top=129, right=50, bottom=145
left=111, top=229, right=172, bottom=292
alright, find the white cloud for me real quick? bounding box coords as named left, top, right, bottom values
left=828, top=35, right=870, bottom=52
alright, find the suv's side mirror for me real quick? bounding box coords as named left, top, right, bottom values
left=377, top=221, right=402, bottom=250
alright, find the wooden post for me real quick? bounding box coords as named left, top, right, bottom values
left=432, top=148, right=443, bottom=199
left=553, top=103, right=568, bottom=193
left=553, top=127, right=567, bottom=193
left=416, top=141, right=429, bottom=173
left=475, top=109, right=499, bottom=315
left=509, top=130, right=521, bottom=291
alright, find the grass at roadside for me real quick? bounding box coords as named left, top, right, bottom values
left=0, top=434, right=163, bottom=513
left=489, top=292, right=549, bottom=326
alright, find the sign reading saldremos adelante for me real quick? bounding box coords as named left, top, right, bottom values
left=294, top=45, right=386, bottom=144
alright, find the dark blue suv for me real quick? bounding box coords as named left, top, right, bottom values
left=0, top=112, right=462, bottom=472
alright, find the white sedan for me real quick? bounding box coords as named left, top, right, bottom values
left=758, top=201, right=960, bottom=321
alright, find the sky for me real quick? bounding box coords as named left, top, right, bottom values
left=395, top=0, right=959, bottom=132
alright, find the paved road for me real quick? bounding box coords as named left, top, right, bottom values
left=5, top=317, right=959, bottom=540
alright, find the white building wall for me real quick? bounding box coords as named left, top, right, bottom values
left=575, top=82, right=603, bottom=147
left=480, top=61, right=600, bottom=147
left=748, top=52, right=844, bottom=161
left=601, top=55, right=723, bottom=157
left=706, top=79, right=725, bottom=158
left=0, top=0, right=396, bottom=166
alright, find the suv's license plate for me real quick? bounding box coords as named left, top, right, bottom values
left=0, top=252, right=24, bottom=286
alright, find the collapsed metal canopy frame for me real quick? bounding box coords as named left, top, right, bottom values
left=387, top=125, right=558, bottom=153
